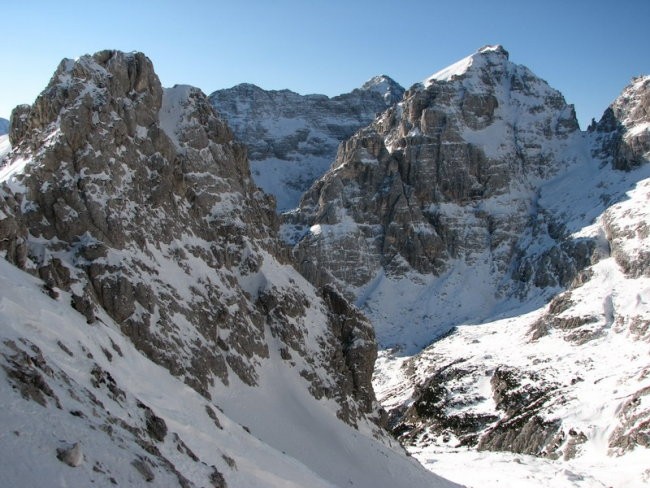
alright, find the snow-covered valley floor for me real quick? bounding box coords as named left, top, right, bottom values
left=374, top=249, right=650, bottom=487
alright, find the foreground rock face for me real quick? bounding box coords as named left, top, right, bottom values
left=0, top=49, right=461, bottom=488
left=210, top=76, right=404, bottom=211
left=0, top=49, right=380, bottom=421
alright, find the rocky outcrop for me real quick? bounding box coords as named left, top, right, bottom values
left=609, top=386, right=650, bottom=454
left=209, top=76, right=404, bottom=211
left=0, top=50, right=379, bottom=424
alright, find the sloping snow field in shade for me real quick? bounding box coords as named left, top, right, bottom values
left=0, top=254, right=460, bottom=488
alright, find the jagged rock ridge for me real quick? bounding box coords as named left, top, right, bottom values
left=209, top=76, right=404, bottom=211
left=0, top=50, right=454, bottom=488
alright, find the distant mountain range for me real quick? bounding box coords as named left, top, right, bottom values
left=209, top=76, right=404, bottom=211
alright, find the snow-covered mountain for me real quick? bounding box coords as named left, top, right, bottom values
left=285, top=45, right=583, bottom=350
left=2, top=44, right=648, bottom=488
left=0, top=50, right=457, bottom=488
left=209, top=76, right=404, bottom=211
left=286, top=46, right=650, bottom=487
left=0, top=117, right=9, bottom=135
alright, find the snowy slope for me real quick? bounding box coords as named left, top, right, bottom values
left=0, top=259, right=335, bottom=487
left=0, top=134, right=9, bottom=160
left=369, top=65, right=650, bottom=487
left=0, top=258, right=462, bottom=487
left=375, top=159, right=650, bottom=488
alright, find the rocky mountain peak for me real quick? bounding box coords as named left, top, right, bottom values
left=285, top=45, right=582, bottom=317
left=360, top=74, right=405, bottom=105
left=423, top=44, right=510, bottom=85
left=478, top=44, right=509, bottom=57
left=0, top=48, right=460, bottom=487
left=9, top=50, right=162, bottom=150
left=0, top=48, right=382, bottom=419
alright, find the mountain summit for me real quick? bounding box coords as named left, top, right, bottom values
left=284, top=44, right=581, bottom=348
left=424, top=44, right=509, bottom=84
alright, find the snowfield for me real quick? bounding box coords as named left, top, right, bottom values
left=0, top=258, right=460, bottom=487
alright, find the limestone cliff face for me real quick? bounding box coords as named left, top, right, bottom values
left=593, top=76, right=650, bottom=278
left=209, top=76, right=404, bottom=211
left=0, top=50, right=379, bottom=426
left=286, top=45, right=582, bottom=297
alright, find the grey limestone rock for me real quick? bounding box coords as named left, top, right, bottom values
left=57, top=442, right=84, bottom=467
left=591, top=76, right=650, bottom=171
left=609, top=385, right=650, bottom=454
left=0, top=50, right=381, bottom=429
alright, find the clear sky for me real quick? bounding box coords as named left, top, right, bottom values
left=1, top=0, right=648, bottom=129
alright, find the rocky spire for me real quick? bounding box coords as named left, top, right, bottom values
left=590, top=75, right=650, bottom=170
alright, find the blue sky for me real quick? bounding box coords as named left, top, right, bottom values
left=1, top=0, right=648, bottom=128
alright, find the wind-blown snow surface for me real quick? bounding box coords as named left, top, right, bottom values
left=0, top=255, right=459, bottom=488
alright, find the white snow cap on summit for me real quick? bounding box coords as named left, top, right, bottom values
left=424, top=44, right=509, bottom=85
left=361, top=75, right=404, bottom=104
